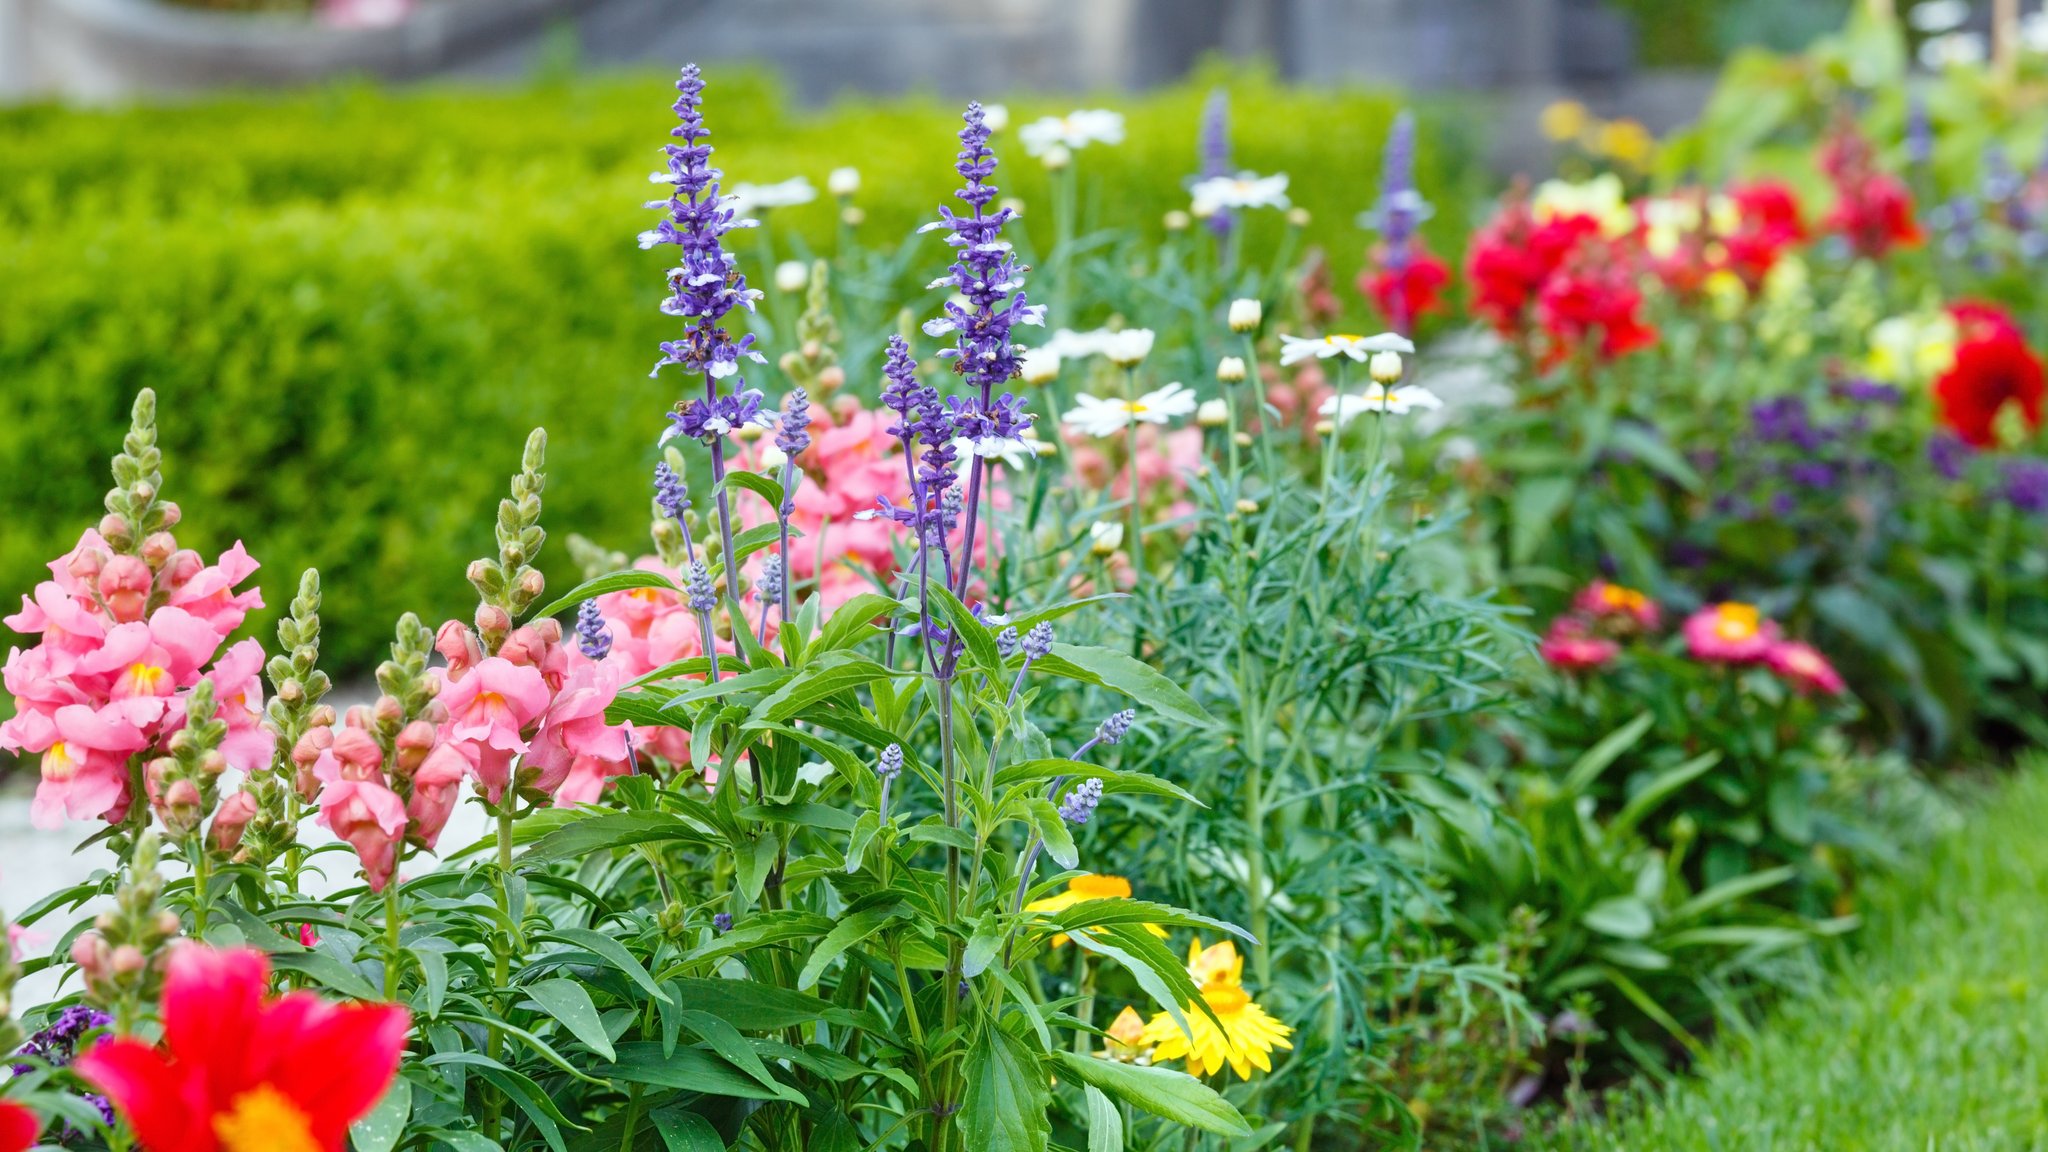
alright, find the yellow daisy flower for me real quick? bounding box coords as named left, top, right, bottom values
left=1141, top=981, right=1294, bottom=1081
left=1022, top=874, right=1168, bottom=947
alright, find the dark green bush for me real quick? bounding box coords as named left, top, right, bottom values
left=0, top=70, right=1485, bottom=670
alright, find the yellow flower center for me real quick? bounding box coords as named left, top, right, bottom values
left=214, top=1084, right=321, bottom=1152
left=42, top=741, right=77, bottom=782
left=1202, top=984, right=1250, bottom=1015
left=126, top=662, right=171, bottom=695
left=1068, top=874, right=1133, bottom=900
left=1601, top=586, right=1648, bottom=613
left=628, top=588, right=664, bottom=602
left=1333, top=334, right=1363, bottom=343
left=1712, top=603, right=1760, bottom=642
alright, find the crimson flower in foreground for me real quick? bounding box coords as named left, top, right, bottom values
left=1934, top=302, right=2045, bottom=449
left=76, top=945, right=408, bottom=1152
left=0, top=1100, right=37, bottom=1152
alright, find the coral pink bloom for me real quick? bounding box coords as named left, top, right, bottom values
left=1539, top=617, right=1620, bottom=671
left=207, top=639, right=278, bottom=774
left=76, top=945, right=409, bottom=1152
left=438, top=657, right=549, bottom=755
left=210, top=790, right=260, bottom=854
left=554, top=751, right=639, bottom=808
left=406, top=742, right=468, bottom=850
left=1682, top=603, right=1781, bottom=664
left=1573, top=581, right=1662, bottom=629
left=1766, top=641, right=1846, bottom=695
left=0, top=1100, right=36, bottom=1152
left=528, top=661, right=630, bottom=797
left=164, top=541, right=265, bottom=637
left=314, top=759, right=408, bottom=893
left=29, top=703, right=151, bottom=828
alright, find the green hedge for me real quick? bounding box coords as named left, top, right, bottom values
left=0, top=69, right=1485, bottom=670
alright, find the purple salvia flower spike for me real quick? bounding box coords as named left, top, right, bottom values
left=1200, top=87, right=1232, bottom=239
left=575, top=599, right=613, bottom=661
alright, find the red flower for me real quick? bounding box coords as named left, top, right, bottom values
left=0, top=1100, right=38, bottom=1152
left=1935, top=302, right=2046, bottom=448
left=1721, top=180, right=1807, bottom=286
left=76, top=945, right=409, bottom=1152
left=1820, top=125, right=1920, bottom=260
left=1361, top=245, right=1449, bottom=330
left=1464, top=198, right=1601, bottom=337
left=1539, top=617, right=1620, bottom=672
left=1535, top=259, right=1658, bottom=367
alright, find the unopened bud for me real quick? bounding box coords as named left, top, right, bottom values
left=373, top=694, right=405, bottom=730
left=816, top=364, right=846, bottom=395
left=1217, top=355, right=1247, bottom=384
left=1163, top=209, right=1191, bottom=232
left=157, top=501, right=181, bottom=528
left=1369, top=349, right=1404, bottom=384
left=140, top=532, right=178, bottom=567
left=1227, top=299, right=1262, bottom=333
left=1235, top=498, right=1260, bottom=515
left=1285, top=206, right=1311, bottom=228
left=1315, top=419, right=1337, bottom=437
left=111, top=945, right=146, bottom=976
left=475, top=603, right=512, bottom=638
left=1196, top=399, right=1229, bottom=429
left=1234, top=431, right=1255, bottom=448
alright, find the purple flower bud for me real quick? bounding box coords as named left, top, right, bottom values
left=685, top=560, right=717, bottom=614
left=575, top=600, right=613, bottom=660
left=2000, top=457, right=2048, bottom=515
left=877, top=743, right=904, bottom=782
left=1095, top=709, right=1135, bottom=747
left=1199, top=87, right=1232, bottom=239
left=995, top=627, right=1020, bottom=658
left=1058, top=777, right=1104, bottom=825
left=756, top=554, right=785, bottom=606
left=1024, top=621, right=1054, bottom=660
left=654, top=462, right=690, bottom=520
left=1929, top=430, right=1972, bottom=481
left=777, top=387, right=812, bottom=459
left=713, top=912, right=733, bottom=933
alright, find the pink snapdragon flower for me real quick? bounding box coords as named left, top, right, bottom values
left=1539, top=616, right=1621, bottom=671
left=1682, top=602, right=1781, bottom=664
left=528, top=660, right=633, bottom=804
left=1766, top=641, right=1846, bottom=695
left=314, top=751, right=409, bottom=894
left=1573, top=581, right=1662, bottom=630
left=439, top=657, right=550, bottom=756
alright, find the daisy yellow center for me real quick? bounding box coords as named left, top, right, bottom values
left=127, top=662, right=171, bottom=695
left=1712, top=603, right=1760, bottom=642
left=214, top=1084, right=321, bottom=1152
left=1068, top=874, right=1133, bottom=900
left=1333, top=334, right=1362, bottom=342
left=1601, top=586, right=1648, bottom=612
left=41, top=741, right=77, bottom=782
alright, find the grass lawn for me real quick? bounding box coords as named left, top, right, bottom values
left=1543, top=759, right=2048, bottom=1151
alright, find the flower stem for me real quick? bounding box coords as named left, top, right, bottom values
left=382, top=876, right=404, bottom=1001
left=1123, top=367, right=1145, bottom=579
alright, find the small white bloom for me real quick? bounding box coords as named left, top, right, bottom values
left=1039, top=144, right=1073, bottom=172
left=1228, top=298, right=1262, bottom=333
left=827, top=167, right=861, bottom=197
left=1908, top=0, right=1969, bottom=33
left=774, top=261, right=809, bottom=293
left=1918, top=30, right=1986, bottom=68
left=982, top=103, right=1011, bottom=133
left=1103, top=328, right=1157, bottom=368
left=1285, top=206, right=1311, bottom=228
left=1021, top=347, right=1063, bottom=385
left=1277, top=332, right=1416, bottom=367
left=1043, top=328, right=1117, bottom=359
left=1089, top=521, right=1125, bottom=557
left=1319, top=384, right=1445, bottom=426
left=954, top=435, right=1034, bottom=470
left=1196, top=399, right=1229, bottom=428
left=758, top=443, right=788, bottom=471
left=726, top=177, right=817, bottom=214
left=1216, top=355, right=1247, bottom=384
left=1062, top=381, right=1197, bottom=437
left=1369, top=349, right=1404, bottom=384
left=1189, top=172, right=1291, bottom=216
left=1163, top=209, right=1192, bottom=231
left=1019, top=109, right=1126, bottom=156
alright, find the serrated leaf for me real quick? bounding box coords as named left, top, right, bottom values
left=962, top=1029, right=1051, bottom=1152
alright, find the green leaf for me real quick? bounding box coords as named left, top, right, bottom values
left=811, top=593, right=905, bottom=656
left=797, top=905, right=906, bottom=990
left=652, top=1107, right=726, bottom=1152
left=1509, top=473, right=1576, bottom=566
left=735, top=833, right=779, bottom=903
left=523, top=978, right=616, bottom=1062
left=665, top=978, right=833, bottom=1031
left=1582, top=896, right=1656, bottom=940
left=1612, top=752, right=1720, bottom=836
left=962, top=917, right=1002, bottom=979
left=521, top=811, right=713, bottom=864
left=736, top=802, right=857, bottom=832
left=528, top=569, right=679, bottom=623
left=721, top=469, right=785, bottom=514
left=929, top=582, right=1004, bottom=675
left=538, top=928, right=671, bottom=1006
left=1051, top=1050, right=1252, bottom=1137
left=1029, top=800, right=1079, bottom=869
left=270, top=949, right=380, bottom=1001
left=1084, top=1084, right=1123, bottom=1152
left=600, top=1042, right=802, bottom=1102
left=1560, top=711, right=1656, bottom=797
left=722, top=522, right=788, bottom=572
left=749, top=651, right=900, bottom=724
left=677, top=1010, right=807, bottom=1105
left=349, top=1077, right=410, bottom=1152
left=1608, top=423, right=1704, bottom=493
left=961, top=1029, right=1051, bottom=1152
left=1040, top=643, right=1214, bottom=729
left=993, top=758, right=1200, bottom=805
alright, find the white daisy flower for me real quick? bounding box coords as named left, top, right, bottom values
left=1021, top=347, right=1063, bottom=385
left=1319, top=384, right=1445, bottom=426
left=1189, top=172, right=1291, bottom=217
left=1277, top=332, right=1416, bottom=367
left=827, top=167, right=861, bottom=197
left=954, top=435, right=1035, bottom=470
left=1042, top=328, right=1117, bottom=359
left=982, top=103, right=1011, bottom=132
left=726, top=177, right=817, bottom=214
left=1018, top=109, right=1126, bottom=157
left=1062, top=382, right=1198, bottom=438
left=774, top=261, right=809, bottom=293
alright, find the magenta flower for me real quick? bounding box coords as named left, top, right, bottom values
left=1766, top=641, right=1846, bottom=695
left=1571, top=580, right=1662, bottom=630
left=1539, top=617, right=1620, bottom=672
left=1682, top=602, right=1781, bottom=664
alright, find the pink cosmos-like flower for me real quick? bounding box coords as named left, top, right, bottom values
left=1766, top=641, right=1845, bottom=695
left=1682, top=602, right=1781, bottom=664
left=1539, top=617, right=1620, bottom=671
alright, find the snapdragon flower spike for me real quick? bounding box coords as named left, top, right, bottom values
left=645, top=64, right=765, bottom=382
left=575, top=599, right=613, bottom=661
left=1058, top=777, right=1104, bottom=825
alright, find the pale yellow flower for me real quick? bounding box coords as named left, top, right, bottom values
left=1024, top=874, right=1168, bottom=947
left=1867, top=312, right=1960, bottom=384
left=1532, top=174, right=1635, bottom=239
left=1540, top=100, right=1590, bottom=142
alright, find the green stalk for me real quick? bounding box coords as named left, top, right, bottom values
left=383, top=877, right=404, bottom=1001
left=189, top=841, right=212, bottom=939
left=1124, top=365, right=1145, bottom=578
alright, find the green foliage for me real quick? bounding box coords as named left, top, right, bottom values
left=0, top=70, right=1484, bottom=671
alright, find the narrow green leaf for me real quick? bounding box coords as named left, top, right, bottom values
left=1052, top=1050, right=1252, bottom=1137
left=523, top=978, right=616, bottom=1062
left=797, top=905, right=905, bottom=990
left=528, top=569, right=679, bottom=623
left=961, top=1029, right=1052, bottom=1152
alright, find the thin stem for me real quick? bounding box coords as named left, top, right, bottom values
left=1123, top=366, right=1145, bottom=578
left=708, top=437, right=743, bottom=603
left=189, top=841, right=212, bottom=939
left=382, top=877, right=404, bottom=1000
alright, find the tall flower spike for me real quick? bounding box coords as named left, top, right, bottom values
left=1023, top=621, right=1055, bottom=660
left=1096, top=708, right=1136, bottom=746
left=1199, top=87, right=1232, bottom=238
left=654, top=461, right=690, bottom=521
left=576, top=599, right=613, bottom=660
left=1058, top=777, right=1104, bottom=825
left=684, top=561, right=717, bottom=615
left=646, top=63, right=763, bottom=382
left=1371, top=110, right=1429, bottom=257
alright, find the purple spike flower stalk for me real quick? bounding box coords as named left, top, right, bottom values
left=652, top=460, right=721, bottom=683
left=1200, top=87, right=1232, bottom=240
left=647, top=63, right=766, bottom=613
left=773, top=386, right=811, bottom=629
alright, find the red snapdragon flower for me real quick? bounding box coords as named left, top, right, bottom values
left=1360, top=244, right=1450, bottom=330
left=1820, top=125, right=1920, bottom=260
left=1464, top=197, right=1602, bottom=337
left=1934, top=302, right=2046, bottom=448
left=0, top=1101, right=37, bottom=1152
left=1535, top=258, right=1658, bottom=367
left=1721, top=180, right=1807, bottom=287
left=76, top=945, right=408, bottom=1152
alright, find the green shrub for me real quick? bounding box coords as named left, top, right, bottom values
left=0, top=69, right=1485, bottom=671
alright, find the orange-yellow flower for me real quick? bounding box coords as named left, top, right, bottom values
left=1099, top=1006, right=1152, bottom=1063
left=1023, top=874, right=1168, bottom=947
left=1140, top=938, right=1293, bottom=1081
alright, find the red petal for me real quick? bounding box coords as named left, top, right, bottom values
left=0, top=1100, right=39, bottom=1152
left=74, top=1037, right=217, bottom=1152
left=265, top=1000, right=411, bottom=1138
left=161, top=944, right=273, bottom=1108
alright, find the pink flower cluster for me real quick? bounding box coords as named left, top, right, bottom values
left=290, top=616, right=636, bottom=892
left=1541, top=584, right=1846, bottom=697
left=0, top=527, right=268, bottom=829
